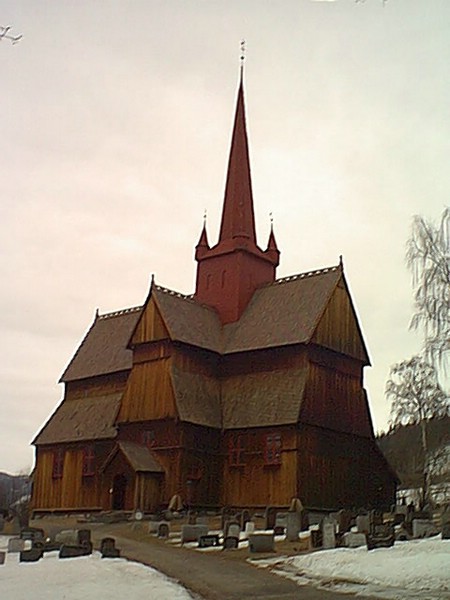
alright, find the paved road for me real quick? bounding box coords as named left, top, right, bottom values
left=91, top=524, right=376, bottom=600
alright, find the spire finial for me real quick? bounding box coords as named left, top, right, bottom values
left=203, top=208, right=207, bottom=226
left=269, top=211, right=273, bottom=227
left=240, top=39, right=246, bottom=80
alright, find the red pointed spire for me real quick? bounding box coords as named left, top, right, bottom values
left=266, top=223, right=280, bottom=266
left=195, top=221, right=210, bottom=260
left=218, top=74, right=256, bottom=245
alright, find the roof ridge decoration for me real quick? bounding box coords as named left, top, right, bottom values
left=273, top=264, right=340, bottom=286
left=154, top=284, right=195, bottom=301
left=98, top=305, right=142, bottom=320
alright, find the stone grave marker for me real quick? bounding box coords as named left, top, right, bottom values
left=198, top=534, right=220, bottom=548
left=20, top=545, right=43, bottom=563
left=101, top=537, right=121, bottom=558
left=0, top=517, right=5, bottom=532
left=264, top=506, right=277, bottom=530
left=158, top=522, right=170, bottom=539
left=0, top=551, right=5, bottom=565
left=8, top=537, right=25, bottom=553
left=181, top=524, right=208, bottom=544
left=442, top=523, right=450, bottom=540
left=228, top=523, right=241, bottom=539
left=248, top=532, right=274, bottom=553
left=275, top=512, right=287, bottom=530
left=55, top=529, right=79, bottom=546
left=286, top=511, right=301, bottom=542
left=148, top=521, right=159, bottom=534
left=412, top=519, right=438, bottom=539
left=223, top=536, right=239, bottom=549
left=240, top=509, right=251, bottom=530
left=356, top=514, right=370, bottom=534
left=322, top=516, right=336, bottom=549
left=245, top=521, right=255, bottom=535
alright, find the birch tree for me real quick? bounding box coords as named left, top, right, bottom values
left=386, top=355, right=448, bottom=508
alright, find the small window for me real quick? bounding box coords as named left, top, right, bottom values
left=264, top=434, right=282, bottom=466
left=82, top=445, right=95, bottom=477
left=52, top=449, right=65, bottom=479
left=229, top=433, right=246, bottom=467
left=142, top=429, right=156, bottom=447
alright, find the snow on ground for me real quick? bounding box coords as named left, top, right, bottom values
left=0, top=536, right=195, bottom=600
left=256, top=536, right=450, bottom=600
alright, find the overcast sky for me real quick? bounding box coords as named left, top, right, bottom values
left=1, top=0, right=449, bottom=474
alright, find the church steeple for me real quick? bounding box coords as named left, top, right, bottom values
left=194, top=67, right=280, bottom=324
left=218, top=73, right=256, bottom=246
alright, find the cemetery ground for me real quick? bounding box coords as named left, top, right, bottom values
left=0, top=515, right=449, bottom=600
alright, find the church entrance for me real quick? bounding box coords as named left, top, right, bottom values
left=111, top=474, right=127, bottom=510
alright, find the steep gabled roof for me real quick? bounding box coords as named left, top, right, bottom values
left=223, top=266, right=342, bottom=353
left=153, top=287, right=222, bottom=353
left=60, top=307, right=142, bottom=382
left=222, top=367, right=308, bottom=429
left=33, top=393, right=121, bottom=445
left=102, top=441, right=165, bottom=473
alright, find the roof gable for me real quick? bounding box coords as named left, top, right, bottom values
left=102, top=441, right=164, bottom=473
left=33, top=393, right=121, bottom=445
left=61, top=307, right=142, bottom=382
left=311, top=276, right=370, bottom=365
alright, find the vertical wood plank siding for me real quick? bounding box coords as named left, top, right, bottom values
left=131, top=298, right=169, bottom=345
left=118, top=358, right=176, bottom=421
left=312, top=283, right=368, bottom=363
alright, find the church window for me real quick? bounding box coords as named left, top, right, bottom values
left=82, top=445, right=95, bottom=477
left=142, top=429, right=156, bottom=447
left=264, top=433, right=282, bottom=466
left=52, top=449, right=65, bottom=479
left=229, top=433, right=246, bottom=467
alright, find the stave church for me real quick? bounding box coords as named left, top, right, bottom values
left=31, top=68, right=397, bottom=515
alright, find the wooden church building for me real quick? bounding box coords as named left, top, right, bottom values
left=31, top=71, right=397, bottom=515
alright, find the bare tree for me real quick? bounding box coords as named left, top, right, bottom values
left=386, top=355, right=449, bottom=508
left=406, top=208, right=450, bottom=377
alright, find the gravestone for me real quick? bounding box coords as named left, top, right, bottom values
left=245, top=521, right=255, bottom=535
left=336, top=510, right=353, bottom=534
left=342, top=532, right=366, bottom=548
left=240, top=509, right=251, bottom=530
left=181, top=524, right=208, bottom=544
left=0, top=551, right=5, bottom=565
left=3, top=517, right=20, bottom=535
left=322, top=516, right=336, bottom=549
left=188, top=511, right=197, bottom=525
left=310, top=528, right=323, bottom=548
left=224, top=519, right=240, bottom=538
left=8, top=537, right=25, bottom=553
left=412, top=519, right=438, bottom=539
left=442, top=524, right=450, bottom=540
left=19, top=545, right=43, bottom=563
left=223, top=536, right=239, bottom=549
left=286, top=511, right=301, bottom=542
left=228, top=523, right=241, bottom=539
left=275, top=512, right=288, bottom=530
left=157, top=522, right=170, bottom=539
left=198, top=534, right=220, bottom=548
left=0, top=517, right=5, bottom=532
left=356, top=514, right=370, bottom=534
left=77, top=529, right=91, bottom=545
left=148, top=521, right=159, bottom=534
left=264, top=506, right=277, bottom=530
left=248, top=532, right=275, bottom=553
left=55, top=529, right=79, bottom=546
left=101, top=537, right=121, bottom=558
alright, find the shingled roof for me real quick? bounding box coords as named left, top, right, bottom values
left=33, top=393, right=121, bottom=445
left=102, top=441, right=165, bottom=473
left=60, top=307, right=142, bottom=382
left=60, top=265, right=353, bottom=387
left=171, top=365, right=221, bottom=428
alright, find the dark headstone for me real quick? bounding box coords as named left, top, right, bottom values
left=20, top=546, right=43, bottom=562
left=198, top=534, right=220, bottom=548
left=0, top=517, right=5, bottom=532
left=77, top=529, right=91, bottom=545
left=240, top=509, right=251, bottom=530
left=7, top=537, right=25, bottom=553
left=441, top=523, right=450, bottom=540
left=101, top=537, right=121, bottom=558
left=223, top=536, right=239, bottom=549
left=273, top=525, right=285, bottom=536
left=264, top=506, right=277, bottom=530
left=366, top=523, right=395, bottom=551
left=181, top=524, right=208, bottom=544
left=310, top=529, right=323, bottom=548
left=157, top=523, right=170, bottom=539
left=0, top=551, right=5, bottom=565
left=248, top=532, right=275, bottom=553
left=59, top=544, right=92, bottom=559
